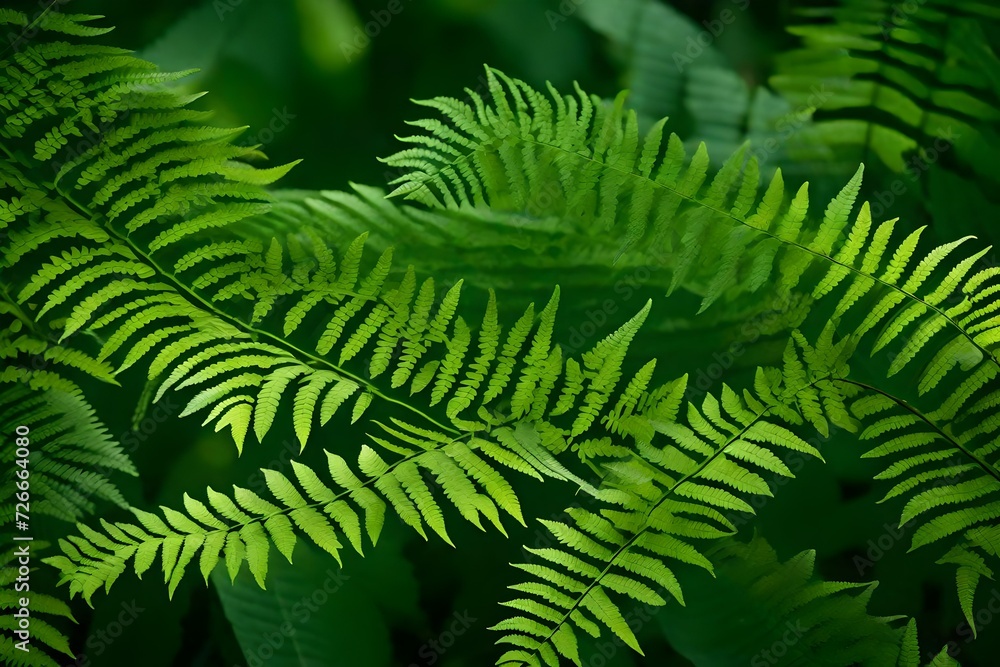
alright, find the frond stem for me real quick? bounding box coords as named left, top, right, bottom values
left=833, top=378, right=1000, bottom=486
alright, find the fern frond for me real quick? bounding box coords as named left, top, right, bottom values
left=7, top=14, right=1000, bottom=664
left=1, top=17, right=675, bottom=612
left=657, top=535, right=938, bottom=667
left=0, top=307, right=136, bottom=524
left=0, top=302, right=133, bottom=665
left=492, top=342, right=839, bottom=665
left=384, top=67, right=1000, bottom=433
left=848, top=387, right=1000, bottom=634
left=6, top=143, right=665, bottom=462
left=43, top=416, right=606, bottom=602
left=575, top=0, right=726, bottom=122
left=0, top=543, right=76, bottom=667
left=772, top=0, right=1000, bottom=233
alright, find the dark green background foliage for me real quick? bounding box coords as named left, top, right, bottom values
left=3, top=1, right=1000, bottom=666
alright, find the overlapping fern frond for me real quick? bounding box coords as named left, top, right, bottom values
left=240, top=185, right=812, bottom=365
left=0, top=299, right=131, bottom=666
left=382, top=67, right=1000, bottom=395
left=849, top=387, right=1000, bottom=635
left=0, top=12, right=657, bottom=461
left=380, top=66, right=870, bottom=309
left=44, top=440, right=519, bottom=602
left=0, top=302, right=135, bottom=524
left=774, top=0, right=1000, bottom=170
left=4, top=8, right=1000, bottom=666
left=772, top=0, right=1000, bottom=234
left=0, top=11, right=689, bottom=609
left=576, top=0, right=796, bottom=173
left=574, top=0, right=728, bottom=123
left=43, top=296, right=668, bottom=600
left=491, top=323, right=991, bottom=665
left=241, top=185, right=666, bottom=296
left=492, top=332, right=850, bottom=665
left=0, top=9, right=289, bottom=449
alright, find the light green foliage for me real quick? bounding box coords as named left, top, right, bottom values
left=2, top=7, right=999, bottom=667
left=48, top=411, right=596, bottom=601
left=852, top=388, right=1000, bottom=634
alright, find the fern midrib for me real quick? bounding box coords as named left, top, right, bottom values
left=505, top=373, right=832, bottom=665
left=3, top=151, right=461, bottom=437
left=836, top=378, right=1000, bottom=485
left=109, top=227, right=460, bottom=435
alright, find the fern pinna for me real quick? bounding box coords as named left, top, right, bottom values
left=0, top=5, right=997, bottom=667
